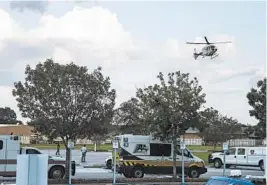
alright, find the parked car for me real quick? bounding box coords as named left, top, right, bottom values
left=105, top=155, right=112, bottom=169
left=206, top=176, right=256, bottom=185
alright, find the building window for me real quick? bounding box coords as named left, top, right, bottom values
left=150, top=143, right=171, bottom=156
left=0, top=140, right=3, bottom=150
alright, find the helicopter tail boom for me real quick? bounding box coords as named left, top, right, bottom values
left=193, top=49, right=201, bottom=60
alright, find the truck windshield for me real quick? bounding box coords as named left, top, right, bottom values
left=26, top=149, right=41, bottom=154
left=177, top=148, right=192, bottom=158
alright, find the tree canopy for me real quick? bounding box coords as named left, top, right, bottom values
left=135, top=71, right=206, bottom=177
left=12, top=59, right=116, bottom=179
left=200, top=107, right=241, bottom=148
left=113, top=97, right=150, bottom=135
left=246, top=77, right=266, bottom=139
left=136, top=72, right=206, bottom=140
left=0, top=107, right=20, bottom=124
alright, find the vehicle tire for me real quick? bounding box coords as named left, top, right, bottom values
left=123, top=173, right=132, bottom=178
left=214, top=159, right=222, bottom=168
left=188, top=167, right=200, bottom=178
left=48, top=166, right=65, bottom=179
left=106, top=159, right=112, bottom=169
left=259, top=160, right=264, bottom=171
left=131, top=167, right=144, bottom=178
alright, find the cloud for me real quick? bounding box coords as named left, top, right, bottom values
left=207, top=87, right=244, bottom=94
left=9, top=1, right=49, bottom=13
left=0, top=5, right=262, bottom=125
left=209, top=66, right=262, bottom=83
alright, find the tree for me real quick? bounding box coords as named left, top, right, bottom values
left=200, top=107, right=241, bottom=148
left=12, top=59, right=116, bottom=180
left=113, top=97, right=150, bottom=134
left=246, top=78, right=266, bottom=139
left=0, top=107, right=19, bottom=124
left=135, top=71, right=206, bottom=178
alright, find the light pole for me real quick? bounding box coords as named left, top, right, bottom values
left=222, top=142, right=228, bottom=176
left=112, top=138, right=119, bottom=185
left=68, top=141, right=74, bottom=185
left=180, top=141, right=186, bottom=185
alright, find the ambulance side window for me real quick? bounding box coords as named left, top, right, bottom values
left=0, top=140, right=3, bottom=150
left=150, top=143, right=171, bottom=156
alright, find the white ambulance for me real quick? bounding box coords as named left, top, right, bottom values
left=107, top=134, right=207, bottom=178
left=209, top=146, right=266, bottom=171
left=0, top=135, right=75, bottom=179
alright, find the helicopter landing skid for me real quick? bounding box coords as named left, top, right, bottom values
left=211, top=53, right=219, bottom=59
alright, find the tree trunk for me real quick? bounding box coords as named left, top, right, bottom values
left=94, top=142, right=97, bottom=152
left=172, top=127, right=177, bottom=179
left=65, top=147, right=70, bottom=181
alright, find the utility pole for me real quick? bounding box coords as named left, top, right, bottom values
left=222, top=142, right=228, bottom=176
left=112, top=138, right=119, bottom=185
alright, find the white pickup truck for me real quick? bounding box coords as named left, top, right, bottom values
left=209, top=146, right=266, bottom=171
left=0, top=135, right=75, bottom=179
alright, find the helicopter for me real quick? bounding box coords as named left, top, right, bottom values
left=186, top=36, right=232, bottom=60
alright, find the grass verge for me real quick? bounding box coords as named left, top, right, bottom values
left=192, top=152, right=211, bottom=164
left=22, top=144, right=220, bottom=151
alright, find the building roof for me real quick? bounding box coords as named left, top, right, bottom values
left=185, top=127, right=200, bottom=134
left=0, top=125, right=34, bottom=136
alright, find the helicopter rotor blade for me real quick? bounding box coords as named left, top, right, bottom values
left=204, top=36, right=210, bottom=44
left=186, top=42, right=207, bottom=45
left=210, top=41, right=232, bottom=44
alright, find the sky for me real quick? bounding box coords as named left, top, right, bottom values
left=0, top=0, right=265, bottom=125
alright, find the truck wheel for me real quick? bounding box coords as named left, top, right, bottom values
left=106, top=159, right=112, bottom=169
left=188, top=167, right=200, bottom=178
left=131, top=167, right=144, bottom=178
left=49, top=166, right=65, bottom=179
left=123, top=173, right=132, bottom=178
left=214, top=159, right=222, bottom=168
left=259, top=160, right=264, bottom=171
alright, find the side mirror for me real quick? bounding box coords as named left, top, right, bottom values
left=226, top=151, right=230, bottom=155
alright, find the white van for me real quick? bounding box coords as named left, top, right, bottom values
left=109, top=134, right=207, bottom=178
left=0, top=135, right=76, bottom=179
left=209, top=147, right=266, bottom=170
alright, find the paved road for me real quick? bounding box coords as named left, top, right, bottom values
left=0, top=150, right=264, bottom=181
left=0, top=166, right=264, bottom=181
left=41, top=150, right=110, bottom=166
left=73, top=166, right=265, bottom=179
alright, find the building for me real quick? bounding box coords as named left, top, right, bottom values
left=0, top=124, right=36, bottom=144
left=180, top=127, right=203, bottom=146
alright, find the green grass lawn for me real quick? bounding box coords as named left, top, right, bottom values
left=187, top=145, right=221, bottom=151
left=22, top=144, right=221, bottom=151
left=192, top=152, right=211, bottom=164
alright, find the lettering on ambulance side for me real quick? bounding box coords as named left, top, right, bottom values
left=133, top=144, right=149, bottom=154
